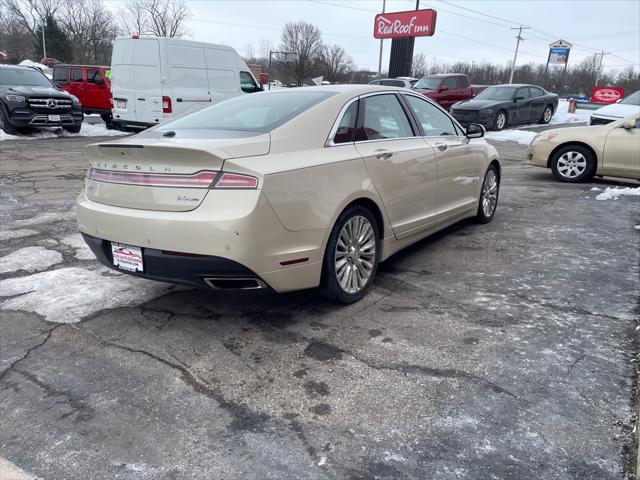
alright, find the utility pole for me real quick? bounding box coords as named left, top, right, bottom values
left=594, top=51, right=608, bottom=86
left=377, top=0, right=386, bottom=78
left=508, top=25, right=529, bottom=84
left=41, top=19, right=47, bottom=60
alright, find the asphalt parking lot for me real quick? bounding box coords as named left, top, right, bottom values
left=1, top=132, right=639, bottom=480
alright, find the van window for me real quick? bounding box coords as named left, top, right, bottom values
left=240, top=71, right=260, bottom=93
left=70, top=68, right=83, bottom=82
left=158, top=90, right=335, bottom=132
left=86, top=68, right=103, bottom=84
left=53, top=67, right=68, bottom=83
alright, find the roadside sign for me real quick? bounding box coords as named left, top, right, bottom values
left=548, top=40, right=572, bottom=65
left=374, top=9, right=437, bottom=39
left=591, top=86, right=624, bottom=104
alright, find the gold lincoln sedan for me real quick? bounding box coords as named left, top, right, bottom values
left=77, top=85, right=501, bottom=303
left=527, top=113, right=640, bottom=182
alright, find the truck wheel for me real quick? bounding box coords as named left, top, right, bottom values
left=100, top=114, right=113, bottom=129
left=492, top=111, right=507, bottom=131
left=0, top=105, right=18, bottom=135
left=63, top=124, right=82, bottom=134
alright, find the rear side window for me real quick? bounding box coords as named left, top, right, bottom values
left=444, top=77, right=457, bottom=90
left=53, top=67, right=68, bottom=83
left=529, top=87, right=543, bottom=97
left=70, top=68, right=83, bottom=82
left=240, top=71, right=260, bottom=93
left=333, top=101, right=358, bottom=144
left=86, top=68, right=102, bottom=84
left=357, top=94, right=414, bottom=141
left=516, top=87, right=531, bottom=99
left=403, top=94, right=457, bottom=136
left=457, top=76, right=469, bottom=88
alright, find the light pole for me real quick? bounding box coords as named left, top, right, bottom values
left=41, top=19, right=47, bottom=60
left=377, top=0, right=386, bottom=78
left=594, top=51, right=608, bottom=86
left=267, top=50, right=296, bottom=89
left=508, top=25, right=529, bottom=84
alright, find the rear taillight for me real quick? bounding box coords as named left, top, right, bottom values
left=162, top=96, right=172, bottom=113
left=213, top=173, right=258, bottom=189
left=87, top=168, right=217, bottom=188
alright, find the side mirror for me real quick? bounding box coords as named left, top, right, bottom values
left=466, top=123, right=485, bottom=139
left=622, top=120, right=635, bottom=129
left=439, top=84, right=449, bottom=92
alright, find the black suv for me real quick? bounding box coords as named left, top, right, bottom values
left=0, top=65, right=83, bottom=134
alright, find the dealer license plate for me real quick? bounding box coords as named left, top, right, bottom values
left=111, top=242, right=143, bottom=272
left=116, top=100, right=127, bottom=109
left=48, top=114, right=61, bottom=122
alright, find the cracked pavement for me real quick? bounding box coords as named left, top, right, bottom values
left=0, top=135, right=639, bottom=479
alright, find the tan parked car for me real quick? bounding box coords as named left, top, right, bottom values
left=527, top=114, right=640, bottom=182
left=77, top=85, right=501, bottom=303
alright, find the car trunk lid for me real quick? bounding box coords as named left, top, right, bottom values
left=84, top=134, right=269, bottom=212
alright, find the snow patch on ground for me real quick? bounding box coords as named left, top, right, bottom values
left=11, top=211, right=76, bottom=228
left=383, top=451, right=406, bottom=462
left=0, top=121, right=126, bottom=142
left=595, top=187, right=640, bottom=201
left=550, top=100, right=591, bottom=125
left=485, top=129, right=537, bottom=145
left=590, top=187, right=602, bottom=191
left=0, top=246, right=63, bottom=274
left=59, top=233, right=95, bottom=260
left=0, top=267, right=173, bottom=323
left=0, top=229, right=39, bottom=241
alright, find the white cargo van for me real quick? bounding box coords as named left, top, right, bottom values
left=110, top=36, right=262, bottom=130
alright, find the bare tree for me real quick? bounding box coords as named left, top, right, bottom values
left=0, top=3, right=34, bottom=61
left=320, top=44, right=353, bottom=84
left=411, top=51, right=428, bottom=78
left=2, top=0, right=63, bottom=39
left=280, top=21, right=322, bottom=85
left=117, top=0, right=190, bottom=37
left=258, top=38, right=272, bottom=59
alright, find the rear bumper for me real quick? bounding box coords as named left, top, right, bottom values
left=76, top=189, right=326, bottom=293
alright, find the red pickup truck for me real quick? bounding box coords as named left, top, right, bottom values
left=413, top=74, right=487, bottom=111
left=53, top=64, right=112, bottom=126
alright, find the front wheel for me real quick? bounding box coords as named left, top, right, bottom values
left=550, top=145, right=595, bottom=182
left=539, top=105, right=553, bottom=124
left=492, top=111, right=507, bottom=131
left=0, top=105, right=18, bottom=135
left=63, top=124, right=82, bottom=134
left=476, top=165, right=500, bottom=223
left=320, top=205, right=380, bottom=304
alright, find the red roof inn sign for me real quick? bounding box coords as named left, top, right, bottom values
left=374, top=9, right=437, bottom=39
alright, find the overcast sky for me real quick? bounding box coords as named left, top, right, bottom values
left=104, top=0, right=640, bottom=72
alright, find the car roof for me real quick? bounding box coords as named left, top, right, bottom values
left=55, top=64, right=110, bottom=69
left=0, top=64, right=35, bottom=70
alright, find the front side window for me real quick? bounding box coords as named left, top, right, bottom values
left=444, top=77, right=457, bottom=90
left=333, top=101, right=358, bottom=144
left=403, top=95, right=457, bottom=136
left=87, top=68, right=102, bottom=84
left=239, top=71, right=260, bottom=93
left=458, top=76, right=469, bottom=88
left=357, top=94, right=414, bottom=141
left=413, top=77, right=441, bottom=90
left=157, top=90, right=334, bottom=132
left=70, top=68, right=83, bottom=82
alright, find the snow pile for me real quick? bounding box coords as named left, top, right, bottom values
left=0, top=229, right=39, bottom=241
left=19, top=59, right=49, bottom=72
left=0, top=266, right=174, bottom=323
left=550, top=100, right=591, bottom=125
left=485, top=129, right=537, bottom=145
left=0, top=121, right=127, bottom=141
left=595, top=187, right=640, bottom=201
left=60, top=233, right=95, bottom=260
left=0, top=246, right=63, bottom=274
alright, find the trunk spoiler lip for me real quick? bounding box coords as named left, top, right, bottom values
left=96, top=144, right=144, bottom=149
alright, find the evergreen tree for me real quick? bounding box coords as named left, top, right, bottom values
left=35, top=15, right=72, bottom=62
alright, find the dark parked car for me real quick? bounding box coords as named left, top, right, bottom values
left=451, top=84, right=558, bottom=131
left=0, top=65, right=83, bottom=135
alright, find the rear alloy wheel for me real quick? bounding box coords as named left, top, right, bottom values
left=540, top=105, right=553, bottom=124
left=476, top=166, right=500, bottom=223
left=321, top=205, right=379, bottom=303
left=0, top=105, right=18, bottom=135
left=493, top=111, right=507, bottom=131
left=550, top=145, right=595, bottom=183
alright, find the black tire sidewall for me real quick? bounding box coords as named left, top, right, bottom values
left=63, top=124, right=82, bottom=134
left=550, top=145, right=595, bottom=183
left=476, top=165, right=500, bottom=223
left=540, top=106, right=553, bottom=124
left=0, top=103, right=18, bottom=135
left=321, top=205, right=380, bottom=303
left=493, top=111, right=507, bottom=131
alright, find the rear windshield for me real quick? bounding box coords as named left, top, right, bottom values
left=157, top=90, right=335, bottom=132
left=621, top=91, right=640, bottom=105
left=413, top=77, right=441, bottom=90
left=474, top=86, right=516, bottom=100
left=0, top=68, right=52, bottom=87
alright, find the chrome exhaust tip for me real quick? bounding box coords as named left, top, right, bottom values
left=203, top=277, right=267, bottom=290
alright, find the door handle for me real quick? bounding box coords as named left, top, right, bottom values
left=374, top=150, right=393, bottom=160
left=435, top=143, right=448, bottom=152
left=137, top=97, right=145, bottom=101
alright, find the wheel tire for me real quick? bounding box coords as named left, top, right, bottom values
left=101, top=114, right=113, bottom=129
left=550, top=145, right=595, bottom=183
left=320, top=205, right=380, bottom=304
left=539, top=105, right=553, bottom=124
left=63, top=124, right=82, bottom=134
left=492, top=111, right=507, bottom=131
left=476, top=165, right=500, bottom=224
left=0, top=105, right=18, bottom=135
